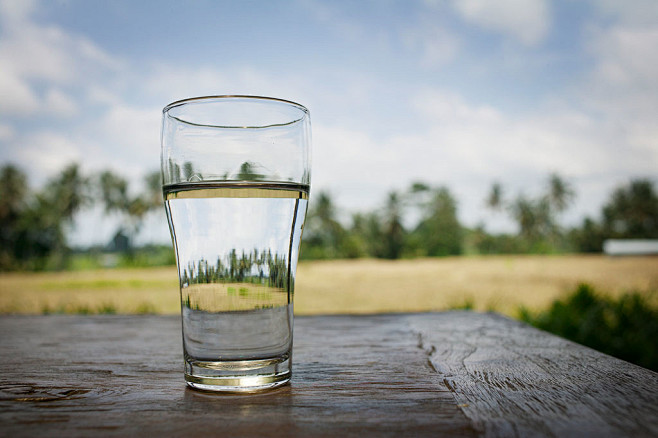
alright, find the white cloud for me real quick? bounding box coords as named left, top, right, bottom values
left=44, top=88, right=78, bottom=117
left=591, top=0, right=658, bottom=26
left=0, top=0, right=139, bottom=181
left=451, top=0, right=551, bottom=46
left=0, top=68, right=39, bottom=115
left=411, top=88, right=650, bottom=180
left=142, top=65, right=231, bottom=102
left=13, top=131, right=81, bottom=175
left=591, top=26, right=658, bottom=84
left=300, top=0, right=367, bottom=43
left=2, top=23, right=84, bottom=84
left=142, top=64, right=313, bottom=107
left=85, top=85, right=123, bottom=106
left=385, top=88, right=653, bottom=228
left=85, top=104, right=162, bottom=181
left=0, top=0, right=123, bottom=118
left=0, top=123, right=15, bottom=141
left=0, top=0, right=35, bottom=27
left=313, top=124, right=383, bottom=187
left=1, top=101, right=160, bottom=188
left=305, top=77, right=653, bottom=230
left=585, top=25, right=658, bottom=117
left=576, top=16, right=658, bottom=178
left=402, top=22, right=460, bottom=68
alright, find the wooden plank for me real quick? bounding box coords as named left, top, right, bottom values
left=410, top=312, right=658, bottom=437
left=0, top=314, right=475, bottom=437
left=1, top=313, right=657, bottom=437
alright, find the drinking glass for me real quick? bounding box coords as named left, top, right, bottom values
left=161, top=95, right=311, bottom=392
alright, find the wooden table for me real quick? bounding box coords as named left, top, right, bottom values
left=1, top=312, right=657, bottom=437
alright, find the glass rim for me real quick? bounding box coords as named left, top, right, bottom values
left=162, top=95, right=309, bottom=129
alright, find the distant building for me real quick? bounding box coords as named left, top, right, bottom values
left=603, top=239, right=658, bottom=256
left=108, top=230, right=130, bottom=253
left=99, top=230, right=131, bottom=268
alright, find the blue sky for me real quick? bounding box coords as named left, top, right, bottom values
left=1, top=0, right=657, bottom=245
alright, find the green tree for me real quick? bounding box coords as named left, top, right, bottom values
left=0, top=164, right=90, bottom=270
left=348, top=212, right=383, bottom=258
left=602, top=179, right=658, bottom=239
left=237, top=161, right=264, bottom=181
left=569, top=217, right=605, bottom=253
left=486, top=182, right=504, bottom=211
left=409, top=181, right=431, bottom=195
left=547, top=173, right=575, bottom=214
left=0, top=165, right=29, bottom=268
left=40, top=164, right=91, bottom=267
left=483, top=173, right=575, bottom=253
left=182, top=162, right=195, bottom=180
left=381, top=191, right=406, bottom=259
left=411, top=186, right=462, bottom=257
left=509, top=195, right=553, bottom=244
left=97, top=169, right=163, bottom=250
left=300, top=191, right=347, bottom=259
left=99, top=171, right=129, bottom=212
left=143, top=170, right=163, bottom=209
left=44, top=163, right=90, bottom=220
left=0, top=165, right=28, bottom=219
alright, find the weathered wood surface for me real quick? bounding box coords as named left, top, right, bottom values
left=0, top=312, right=657, bottom=437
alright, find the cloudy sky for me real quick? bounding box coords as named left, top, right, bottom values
left=1, top=0, right=657, bottom=245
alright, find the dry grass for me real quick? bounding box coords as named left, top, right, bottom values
left=0, top=267, right=180, bottom=315
left=0, top=255, right=656, bottom=316
left=295, top=255, right=658, bottom=315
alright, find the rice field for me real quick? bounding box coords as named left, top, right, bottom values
left=0, top=255, right=656, bottom=317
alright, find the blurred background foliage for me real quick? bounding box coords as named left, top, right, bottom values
left=521, top=283, right=658, bottom=372
left=0, top=163, right=163, bottom=271
left=300, top=172, right=657, bottom=261
left=1, top=162, right=657, bottom=270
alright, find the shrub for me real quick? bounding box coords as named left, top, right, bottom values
left=519, top=283, right=658, bottom=372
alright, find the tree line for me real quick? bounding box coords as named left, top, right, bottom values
left=180, top=248, right=291, bottom=291
left=300, top=174, right=658, bottom=259
left=0, top=163, right=162, bottom=270
left=1, top=162, right=656, bottom=270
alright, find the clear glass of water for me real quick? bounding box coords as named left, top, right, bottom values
left=161, top=96, right=311, bottom=392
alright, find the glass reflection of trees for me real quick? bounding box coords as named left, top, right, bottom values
left=180, top=248, right=291, bottom=291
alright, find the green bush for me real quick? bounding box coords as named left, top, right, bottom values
left=519, top=283, right=658, bottom=372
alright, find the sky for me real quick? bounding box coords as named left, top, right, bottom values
left=1, top=0, right=657, bottom=245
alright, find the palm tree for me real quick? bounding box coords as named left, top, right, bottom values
left=144, top=171, right=163, bottom=209
left=98, top=169, right=164, bottom=251
left=486, top=182, right=504, bottom=211
left=547, top=173, right=575, bottom=213
left=99, top=170, right=129, bottom=213
left=46, top=163, right=90, bottom=221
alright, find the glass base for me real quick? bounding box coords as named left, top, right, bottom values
left=184, top=354, right=291, bottom=392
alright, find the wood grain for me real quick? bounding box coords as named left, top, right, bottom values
left=0, top=314, right=474, bottom=437
left=411, top=312, right=658, bottom=437
left=0, top=312, right=656, bottom=437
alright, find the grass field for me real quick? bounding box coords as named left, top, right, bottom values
left=0, top=255, right=656, bottom=317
